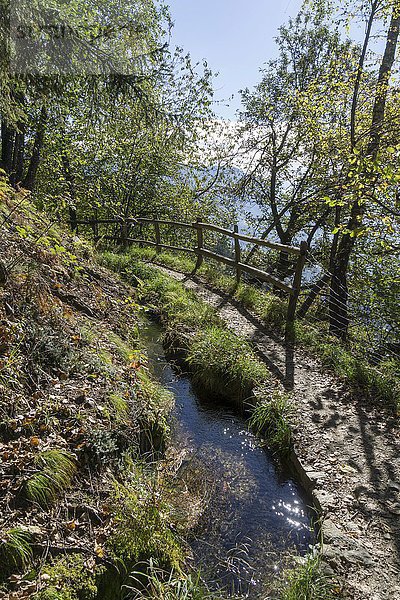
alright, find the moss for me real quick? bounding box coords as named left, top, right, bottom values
left=108, top=473, right=184, bottom=576
left=108, top=392, right=130, bottom=424
left=135, top=369, right=174, bottom=452
left=33, top=554, right=104, bottom=600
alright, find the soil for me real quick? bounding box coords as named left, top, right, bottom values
left=155, top=265, right=400, bottom=600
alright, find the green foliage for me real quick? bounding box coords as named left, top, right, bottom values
left=280, top=554, right=336, bottom=600
left=33, top=554, right=103, bottom=600
left=127, top=559, right=223, bottom=599
left=249, top=390, right=294, bottom=454
left=25, top=449, right=77, bottom=507
left=296, top=323, right=400, bottom=412
left=188, top=327, right=270, bottom=401
left=108, top=472, right=184, bottom=573
left=0, top=528, right=33, bottom=579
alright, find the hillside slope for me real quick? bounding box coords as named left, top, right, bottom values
left=0, top=189, right=185, bottom=598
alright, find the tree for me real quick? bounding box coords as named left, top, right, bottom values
left=329, top=0, right=400, bottom=339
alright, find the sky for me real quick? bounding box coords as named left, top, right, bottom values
left=168, top=0, right=304, bottom=121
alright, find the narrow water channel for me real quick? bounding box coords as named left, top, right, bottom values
left=142, top=318, right=313, bottom=598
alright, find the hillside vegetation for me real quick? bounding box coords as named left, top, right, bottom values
left=0, top=0, right=399, bottom=598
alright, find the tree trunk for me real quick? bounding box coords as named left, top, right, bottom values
left=1, top=120, right=14, bottom=173
left=11, top=124, right=25, bottom=185
left=23, top=107, right=47, bottom=190
left=329, top=4, right=400, bottom=339
left=61, top=153, right=78, bottom=232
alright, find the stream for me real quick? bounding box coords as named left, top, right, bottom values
left=142, top=317, right=314, bottom=598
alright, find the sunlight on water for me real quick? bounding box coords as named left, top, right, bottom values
left=142, top=318, right=313, bottom=598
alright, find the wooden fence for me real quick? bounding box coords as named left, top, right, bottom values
left=75, top=216, right=308, bottom=345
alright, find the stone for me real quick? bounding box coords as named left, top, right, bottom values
left=342, top=547, right=374, bottom=567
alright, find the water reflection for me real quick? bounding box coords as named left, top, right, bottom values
left=142, top=319, right=313, bottom=598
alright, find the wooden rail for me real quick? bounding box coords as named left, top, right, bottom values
left=74, top=216, right=308, bottom=344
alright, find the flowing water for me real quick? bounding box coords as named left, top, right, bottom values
left=142, top=318, right=314, bottom=598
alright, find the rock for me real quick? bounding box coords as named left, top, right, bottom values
left=387, top=502, right=400, bottom=516
left=314, top=489, right=336, bottom=510
left=322, top=519, right=343, bottom=544
left=388, top=480, right=400, bottom=493
left=342, top=547, right=374, bottom=567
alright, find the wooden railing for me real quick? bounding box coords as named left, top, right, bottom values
left=74, top=216, right=308, bottom=344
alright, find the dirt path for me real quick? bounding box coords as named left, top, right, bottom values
left=156, top=265, right=400, bottom=600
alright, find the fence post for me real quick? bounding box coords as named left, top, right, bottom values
left=194, top=217, right=203, bottom=270
left=154, top=221, right=161, bottom=254
left=285, top=240, right=308, bottom=346
left=120, top=217, right=128, bottom=249
left=233, top=224, right=241, bottom=284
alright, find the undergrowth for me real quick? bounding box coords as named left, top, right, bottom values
left=32, top=554, right=104, bottom=600
left=109, top=247, right=400, bottom=413
left=0, top=527, right=33, bottom=580
left=280, top=554, right=337, bottom=600
left=296, top=323, right=400, bottom=413
left=125, top=559, right=226, bottom=599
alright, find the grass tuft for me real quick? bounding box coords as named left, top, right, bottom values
left=0, top=527, right=33, bottom=579
left=188, top=327, right=270, bottom=402
left=250, top=390, right=294, bottom=454
left=280, top=554, right=337, bottom=600
left=25, top=449, right=77, bottom=508
left=126, top=559, right=225, bottom=599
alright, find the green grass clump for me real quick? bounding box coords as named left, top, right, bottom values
left=25, top=449, right=77, bottom=508
left=0, top=527, right=33, bottom=580
left=127, top=559, right=225, bottom=599
left=109, top=472, right=184, bottom=574
left=188, top=327, right=270, bottom=401
left=280, top=554, right=336, bottom=600
left=233, top=283, right=286, bottom=329
left=249, top=390, right=294, bottom=454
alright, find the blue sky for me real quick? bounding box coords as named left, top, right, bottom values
left=168, top=0, right=304, bottom=120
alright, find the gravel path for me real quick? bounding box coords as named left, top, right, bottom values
left=156, top=265, right=400, bottom=600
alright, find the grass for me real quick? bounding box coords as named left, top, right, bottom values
left=108, top=470, right=184, bottom=574
left=109, top=246, right=287, bottom=330
left=280, top=554, right=337, bottom=600
left=126, top=559, right=227, bottom=600
left=0, top=527, right=33, bottom=580
left=108, top=247, right=400, bottom=414
left=296, top=322, right=400, bottom=413
left=25, top=449, right=77, bottom=508
left=188, top=326, right=270, bottom=402
left=103, top=251, right=294, bottom=454
left=250, top=389, right=294, bottom=454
